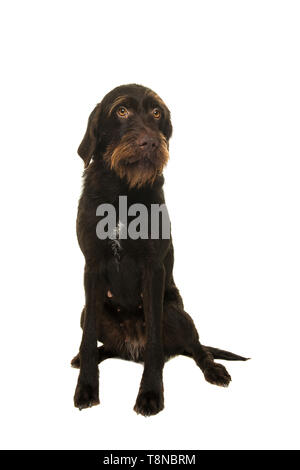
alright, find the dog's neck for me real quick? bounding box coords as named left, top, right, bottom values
left=82, top=159, right=165, bottom=202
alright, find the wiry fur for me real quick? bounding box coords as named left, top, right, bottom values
left=104, top=131, right=169, bottom=189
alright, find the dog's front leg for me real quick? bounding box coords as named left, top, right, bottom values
left=134, top=265, right=165, bottom=416
left=74, top=264, right=104, bottom=410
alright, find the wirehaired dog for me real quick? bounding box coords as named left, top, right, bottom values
left=72, top=84, right=248, bottom=416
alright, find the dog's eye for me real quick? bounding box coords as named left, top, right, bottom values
left=152, top=108, right=161, bottom=119
left=117, top=106, right=129, bottom=118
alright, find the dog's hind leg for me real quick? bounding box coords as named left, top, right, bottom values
left=184, top=342, right=232, bottom=387
left=163, top=298, right=237, bottom=387
left=71, top=345, right=118, bottom=369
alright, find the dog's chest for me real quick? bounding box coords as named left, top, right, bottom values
left=109, top=222, right=124, bottom=269
left=106, top=236, right=142, bottom=309
left=107, top=220, right=154, bottom=268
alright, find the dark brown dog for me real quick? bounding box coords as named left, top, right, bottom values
left=72, top=84, right=248, bottom=416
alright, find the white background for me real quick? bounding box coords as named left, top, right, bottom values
left=0, top=0, right=299, bottom=450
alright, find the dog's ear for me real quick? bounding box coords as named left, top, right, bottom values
left=77, top=103, right=102, bottom=168
left=162, top=106, right=172, bottom=141
left=165, top=118, right=173, bottom=141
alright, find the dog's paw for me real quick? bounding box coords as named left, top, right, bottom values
left=71, top=354, right=80, bottom=369
left=204, top=363, right=231, bottom=387
left=134, top=389, right=164, bottom=417
left=74, top=381, right=99, bottom=410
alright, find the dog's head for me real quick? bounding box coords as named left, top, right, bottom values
left=78, top=84, right=172, bottom=188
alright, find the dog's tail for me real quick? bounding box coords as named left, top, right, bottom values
left=204, top=345, right=250, bottom=361
left=182, top=346, right=249, bottom=361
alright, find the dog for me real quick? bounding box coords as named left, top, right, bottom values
left=71, top=84, right=248, bottom=416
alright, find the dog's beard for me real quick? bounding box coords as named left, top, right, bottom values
left=103, top=132, right=169, bottom=189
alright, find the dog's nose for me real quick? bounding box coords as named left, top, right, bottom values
left=137, top=134, right=159, bottom=150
